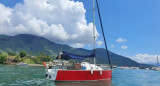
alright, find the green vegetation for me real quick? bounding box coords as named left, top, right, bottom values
left=0, top=55, right=7, bottom=64
left=8, top=51, right=16, bottom=56
left=20, top=50, right=27, bottom=57
left=0, top=50, right=52, bottom=64
left=13, top=56, right=22, bottom=62
left=31, top=52, right=52, bottom=64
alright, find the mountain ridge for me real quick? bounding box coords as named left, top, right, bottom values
left=0, top=34, right=150, bottom=67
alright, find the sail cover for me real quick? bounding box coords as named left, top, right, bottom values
left=57, top=51, right=95, bottom=60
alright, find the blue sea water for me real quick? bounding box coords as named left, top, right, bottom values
left=0, top=65, right=160, bottom=86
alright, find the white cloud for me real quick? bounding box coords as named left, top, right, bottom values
left=121, top=46, right=128, bottom=49
left=88, top=44, right=91, bottom=47
left=71, top=43, right=84, bottom=48
left=131, top=53, right=159, bottom=64
left=96, top=40, right=103, bottom=47
left=116, top=37, right=127, bottom=43
left=0, top=0, right=99, bottom=47
left=111, top=44, right=115, bottom=48
left=0, top=4, right=12, bottom=24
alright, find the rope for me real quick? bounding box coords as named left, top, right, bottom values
left=95, top=0, right=112, bottom=69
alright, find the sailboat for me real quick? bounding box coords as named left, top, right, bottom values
left=43, top=0, right=112, bottom=81
left=152, top=51, right=160, bottom=71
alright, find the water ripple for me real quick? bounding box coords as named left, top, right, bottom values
left=0, top=65, right=160, bottom=86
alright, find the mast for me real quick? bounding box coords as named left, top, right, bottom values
left=93, top=0, right=96, bottom=65
left=156, top=51, right=159, bottom=67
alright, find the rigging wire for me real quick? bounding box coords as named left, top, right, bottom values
left=95, top=0, right=112, bottom=69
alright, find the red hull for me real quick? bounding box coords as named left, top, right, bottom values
left=55, top=70, right=112, bottom=81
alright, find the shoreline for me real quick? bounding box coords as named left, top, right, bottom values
left=1, top=63, right=43, bottom=67
left=28, top=64, right=43, bottom=66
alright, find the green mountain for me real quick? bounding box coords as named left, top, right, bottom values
left=0, top=34, right=149, bottom=67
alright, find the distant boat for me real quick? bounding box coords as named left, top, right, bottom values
left=131, top=67, right=139, bottom=69
left=145, top=68, right=149, bottom=70
left=17, top=62, right=28, bottom=66
left=112, top=65, right=117, bottom=68
left=119, top=66, right=129, bottom=69
left=152, top=67, right=160, bottom=71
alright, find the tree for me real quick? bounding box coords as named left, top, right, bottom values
left=38, top=52, right=52, bottom=62
left=13, top=56, right=22, bottom=62
left=0, top=55, right=7, bottom=64
left=20, top=50, right=27, bottom=57
left=8, top=51, right=16, bottom=56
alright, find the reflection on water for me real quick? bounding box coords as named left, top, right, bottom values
left=54, top=79, right=112, bottom=86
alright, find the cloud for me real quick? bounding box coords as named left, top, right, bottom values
left=71, top=43, right=84, bottom=48
left=131, top=53, right=159, bottom=64
left=116, top=37, right=127, bottom=43
left=121, top=46, right=128, bottom=49
left=0, top=0, right=99, bottom=47
left=111, top=44, right=115, bottom=48
left=0, top=4, right=12, bottom=24
left=96, top=40, right=103, bottom=47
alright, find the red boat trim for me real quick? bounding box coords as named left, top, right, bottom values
left=55, top=70, right=112, bottom=81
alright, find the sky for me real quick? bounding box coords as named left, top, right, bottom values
left=0, top=0, right=160, bottom=64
